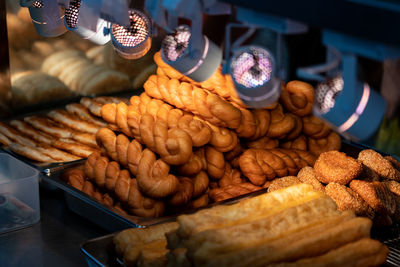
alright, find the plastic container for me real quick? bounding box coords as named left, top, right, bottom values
left=0, top=153, right=40, bottom=234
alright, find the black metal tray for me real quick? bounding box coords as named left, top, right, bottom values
left=41, top=171, right=174, bottom=232
left=41, top=167, right=270, bottom=232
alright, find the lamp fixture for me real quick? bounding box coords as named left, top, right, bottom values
left=110, top=9, right=152, bottom=60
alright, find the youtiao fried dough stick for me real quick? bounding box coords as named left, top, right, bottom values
left=184, top=196, right=341, bottom=255
left=176, top=184, right=322, bottom=238
left=195, top=216, right=372, bottom=267
left=268, top=238, right=388, bottom=267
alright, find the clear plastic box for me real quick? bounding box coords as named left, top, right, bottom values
left=0, top=153, right=40, bottom=234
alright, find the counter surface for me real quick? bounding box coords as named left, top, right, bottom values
left=0, top=185, right=108, bottom=267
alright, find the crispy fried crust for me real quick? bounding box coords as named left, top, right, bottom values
left=314, top=151, right=362, bottom=185
left=385, top=156, right=400, bottom=172
left=350, top=180, right=396, bottom=217
left=358, top=163, right=381, bottom=182
left=325, top=182, right=374, bottom=219
left=358, top=149, right=400, bottom=181
left=269, top=238, right=388, bottom=267
left=297, top=166, right=325, bottom=192
left=268, top=176, right=301, bottom=193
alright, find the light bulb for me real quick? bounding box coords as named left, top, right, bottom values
left=110, top=10, right=151, bottom=60
left=229, top=46, right=280, bottom=108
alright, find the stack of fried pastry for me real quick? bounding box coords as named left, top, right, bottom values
left=265, top=149, right=400, bottom=226
left=114, top=184, right=388, bottom=267
left=62, top=50, right=343, bottom=217
left=0, top=96, right=127, bottom=163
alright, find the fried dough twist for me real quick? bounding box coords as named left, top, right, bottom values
left=239, top=148, right=316, bottom=185
left=144, top=74, right=242, bottom=130
left=209, top=183, right=262, bottom=202
left=154, top=52, right=246, bottom=107
left=84, top=152, right=165, bottom=217
left=95, top=129, right=180, bottom=199
left=128, top=93, right=212, bottom=147
left=176, top=147, right=226, bottom=180
left=266, top=104, right=296, bottom=139
left=302, top=115, right=331, bottom=139
left=308, top=131, right=341, bottom=156
left=101, top=102, right=193, bottom=165
left=280, top=80, right=314, bottom=117
left=65, top=168, right=115, bottom=207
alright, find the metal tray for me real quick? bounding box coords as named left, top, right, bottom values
left=1, top=147, right=86, bottom=175
left=41, top=171, right=174, bottom=232
left=39, top=139, right=390, bottom=232
left=0, top=92, right=136, bottom=175
left=77, top=140, right=400, bottom=266
left=79, top=216, right=400, bottom=267
left=41, top=168, right=269, bottom=232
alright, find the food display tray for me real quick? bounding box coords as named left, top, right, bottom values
left=0, top=91, right=138, bottom=175
left=40, top=140, right=393, bottom=232
left=41, top=167, right=270, bottom=232
left=79, top=215, right=400, bottom=267
left=1, top=147, right=86, bottom=175
left=75, top=140, right=400, bottom=266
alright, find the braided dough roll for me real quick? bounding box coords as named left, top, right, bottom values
left=140, top=114, right=193, bottom=165
left=239, top=148, right=316, bottom=185
left=96, top=127, right=143, bottom=176
left=144, top=75, right=242, bottom=130
left=280, top=135, right=307, bottom=151
left=85, top=152, right=165, bottom=217
left=280, top=81, right=314, bottom=117
left=218, top=163, right=245, bottom=188
left=65, top=168, right=113, bottom=206
left=127, top=94, right=212, bottom=147
left=247, top=136, right=279, bottom=150
left=308, top=131, right=341, bottom=156
left=104, top=93, right=238, bottom=152
left=137, top=149, right=180, bottom=198
left=168, top=177, right=194, bottom=206
left=101, top=102, right=194, bottom=165
left=266, top=104, right=296, bottom=139
left=154, top=51, right=278, bottom=110
left=302, top=115, right=331, bottom=139
left=209, top=183, right=262, bottom=202
left=176, top=152, right=206, bottom=176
